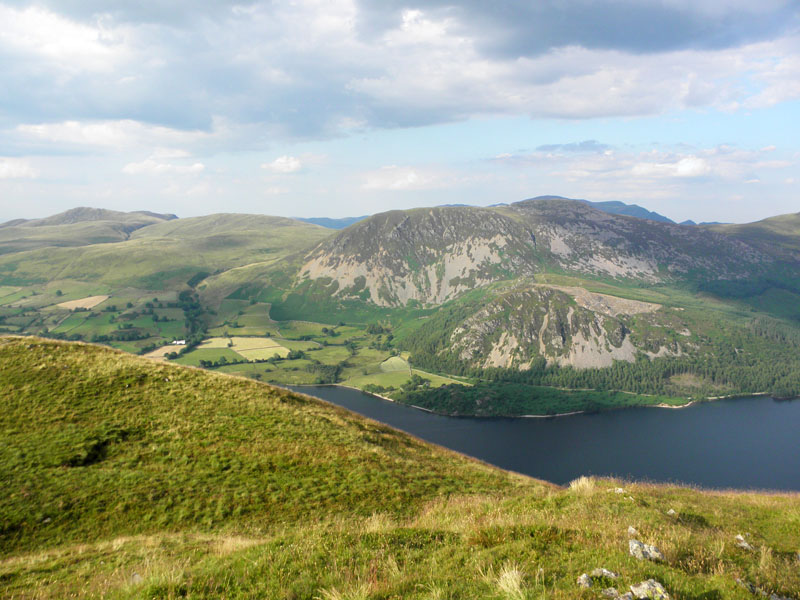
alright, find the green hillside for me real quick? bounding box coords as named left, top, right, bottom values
left=0, top=208, right=175, bottom=255
left=0, top=214, right=332, bottom=356
left=1, top=337, right=799, bottom=599
left=709, top=213, right=800, bottom=257
left=0, top=213, right=331, bottom=289
left=2, top=201, right=800, bottom=416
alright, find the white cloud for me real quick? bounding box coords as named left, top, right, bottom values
left=632, top=156, right=712, bottom=178
left=3, top=2, right=800, bottom=142
left=263, top=186, right=289, bottom=195
left=262, top=155, right=302, bottom=173
left=16, top=120, right=214, bottom=151
left=0, top=158, right=38, bottom=179
left=0, top=5, right=129, bottom=72
left=151, top=147, right=191, bottom=159
left=494, top=144, right=796, bottom=205
left=122, top=159, right=204, bottom=175
left=361, top=165, right=443, bottom=190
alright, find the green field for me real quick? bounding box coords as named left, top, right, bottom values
left=344, top=368, right=464, bottom=390
left=380, top=355, right=411, bottom=372
left=174, top=348, right=245, bottom=366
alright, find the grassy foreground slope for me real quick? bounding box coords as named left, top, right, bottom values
left=2, top=338, right=800, bottom=599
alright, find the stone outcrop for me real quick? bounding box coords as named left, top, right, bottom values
left=735, top=534, right=755, bottom=551
left=630, top=579, right=670, bottom=599
left=629, top=539, right=665, bottom=562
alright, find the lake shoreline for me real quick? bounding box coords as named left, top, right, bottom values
left=286, top=383, right=785, bottom=419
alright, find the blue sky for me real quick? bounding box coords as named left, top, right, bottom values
left=1, top=0, right=799, bottom=224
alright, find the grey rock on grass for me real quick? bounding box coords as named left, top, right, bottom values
left=630, top=579, right=670, bottom=599
left=629, top=539, right=665, bottom=561
left=735, top=534, right=755, bottom=551
left=591, top=568, right=619, bottom=579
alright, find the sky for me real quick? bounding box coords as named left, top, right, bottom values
left=1, top=1, right=799, bottom=224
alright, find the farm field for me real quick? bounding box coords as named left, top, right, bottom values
left=381, top=355, right=411, bottom=372
left=344, top=368, right=464, bottom=390
left=55, top=295, right=109, bottom=310
left=174, top=348, right=245, bottom=366
left=161, top=319, right=443, bottom=395
left=144, top=344, right=180, bottom=360
left=197, top=336, right=290, bottom=358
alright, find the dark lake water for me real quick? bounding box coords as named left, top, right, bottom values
left=288, top=385, right=800, bottom=491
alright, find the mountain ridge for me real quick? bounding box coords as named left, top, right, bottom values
left=2, top=198, right=799, bottom=408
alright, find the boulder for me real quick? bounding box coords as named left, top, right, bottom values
left=577, top=573, right=592, bottom=588
left=630, top=579, right=670, bottom=599
left=629, top=539, right=665, bottom=562
left=600, top=589, right=634, bottom=600
left=735, top=534, right=755, bottom=551
left=666, top=509, right=676, bottom=516
left=591, top=568, right=619, bottom=579
left=627, top=526, right=639, bottom=536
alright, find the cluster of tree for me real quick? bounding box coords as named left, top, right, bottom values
left=366, top=323, right=390, bottom=335
left=362, top=383, right=392, bottom=395
left=307, top=362, right=345, bottom=384
left=178, top=290, right=206, bottom=338
left=92, top=330, right=150, bottom=343
left=405, top=335, right=800, bottom=401
left=396, top=381, right=654, bottom=416
left=44, top=331, right=82, bottom=341
left=400, top=374, right=431, bottom=393
left=748, top=316, right=800, bottom=347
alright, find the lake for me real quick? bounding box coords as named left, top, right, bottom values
left=288, top=385, right=800, bottom=491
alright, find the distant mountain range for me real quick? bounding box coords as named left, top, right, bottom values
left=295, top=216, right=369, bottom=229
left=296, top=196, right=728, bottom=229
left=1, top=196, right=798, bottom=409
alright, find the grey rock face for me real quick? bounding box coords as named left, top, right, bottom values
left=629, top=539, right=665, bottom=562
left=577, top=573, right=593, bottom=588
left=630, top=579, right=671, bottom=599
